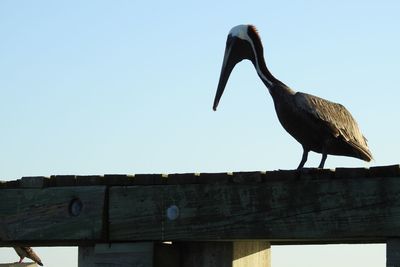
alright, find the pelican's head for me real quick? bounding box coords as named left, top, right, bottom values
left=213, top=25, right=262, bottom=111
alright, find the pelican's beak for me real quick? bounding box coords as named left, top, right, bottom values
left=213, top=36, right=252, bottom=111
left=213, top=37, right=239, bottom=111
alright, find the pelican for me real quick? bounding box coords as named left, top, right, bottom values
left=13, top=246, right=43, bottom=266
left=213, top=25, right=372, bottom=169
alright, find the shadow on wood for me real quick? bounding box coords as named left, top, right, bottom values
left=178, top=242, right=233, bottom=267
left=79, top=243, right=154, bottom=267
left=78, top=241, right=271, bottom=267
left=154, top=243, right=180, bottom=267
left=175, top=241, right=271, bottom=267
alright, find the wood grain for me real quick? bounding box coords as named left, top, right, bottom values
left=78, top=243, right=153, bottom=267
left=0, top=186, right=106, bottom=244
left=109, top=177, right=400, bottom=242
left=1, top=166, right=400, bottom=245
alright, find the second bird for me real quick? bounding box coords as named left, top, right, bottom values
left=212, top=25, right=372, bottom=169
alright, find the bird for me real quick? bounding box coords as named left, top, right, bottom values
left=212, top=24, right=372, bottom=169
left=13, top=246, right=44, bottom=266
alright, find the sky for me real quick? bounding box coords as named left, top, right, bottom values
left=0, top=0, right=398, bottom=266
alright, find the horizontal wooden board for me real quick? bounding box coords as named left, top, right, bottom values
left=0, top=186, right=106, bottom=245
left=109, top=177, right=400, bottom=242
left=1, top=165, right=399, bottom=189
left=78, top=243, right=154, bottom=267
left=1, top=166, right=400, bottom=245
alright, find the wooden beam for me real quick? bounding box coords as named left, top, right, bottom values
left=177, top=241, right=270, bottom=267
left=78, top=241, right=270, bottom=267
left=109, top=177, right=400, bottom=242
left=1, top=166, right=400, bottom=246
left=0, top=186, right=106, bottom=245
left=78, top=243, right=154, bottom=267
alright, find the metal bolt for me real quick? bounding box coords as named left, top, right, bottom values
left=69, top=198, right=83, bottom=217
left=167, top=205, right=179, bottom=220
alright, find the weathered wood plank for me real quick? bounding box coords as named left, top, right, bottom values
left=103, top=174, right=135, bottom=186
left=49, top=175, right=76, bottom=187
left=1, top=166, right=400, bottom=246
left=1, top=165, right=400, bottom=189
left=370, top=164, right=400, bottom=177
left=109, top=186, right=163, bottom=241
left=78, top=243, right=154, bottom=267
left=0, top=186, right=106, bottom=245
left=109, top=177, right=400, bottom=242
left=335, top=167, right=369, bottom=178
left=20, top=177, right=49, bottom=188
left=76, top=176, right=104, bottom=186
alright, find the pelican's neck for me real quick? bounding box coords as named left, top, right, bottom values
left=254, top=53, right=277, bottom=88
left=256, top=57, right=294, bottom=98
left=248, top=31, right=295, bottom=98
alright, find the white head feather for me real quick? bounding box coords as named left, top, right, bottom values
left=229, top=25, right=251, bottom=42
left=228, top=24, right=273, bottom=86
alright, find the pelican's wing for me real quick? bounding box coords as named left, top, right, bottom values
left=294, top=92, right=372, bottom=161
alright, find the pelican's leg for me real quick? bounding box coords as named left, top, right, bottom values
left=318, top=152, right=327, bottom=169
left=297, top=147, right=309, bottom=170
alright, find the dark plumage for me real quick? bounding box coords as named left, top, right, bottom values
left=213, top=25, right=372, bottom=169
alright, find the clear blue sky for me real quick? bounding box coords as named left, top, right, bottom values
left=0, top=0, right=398, bottom=266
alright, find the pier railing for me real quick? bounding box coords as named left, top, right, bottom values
left=1, top=165, right=400, bottom=266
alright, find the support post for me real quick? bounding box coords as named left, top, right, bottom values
left=78, top=243, right=154, bottom=267
left=387, top=239, right=400, bottom=267
left=179, top=242, right=232, bottom=267
left=233, top=241, right=271, bottom=267
left=179, top=241, right=271, bottom=267
left=154, top=242, right=180, bottom=267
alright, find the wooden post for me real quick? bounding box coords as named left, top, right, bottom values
left=78, top=243, right=154, bottom=267
left=154, top=242, right=180, bottom=267
left=179, top=242, right=233, bottom=267
left=387, top=239, right=400, bottom=267
left=178, top=241, right=271, bottom=267
left=233, top=241, right=271, bottom=267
